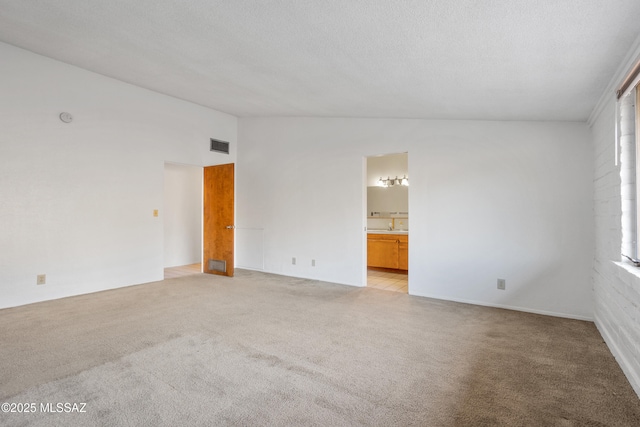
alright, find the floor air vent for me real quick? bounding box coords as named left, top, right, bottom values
left=210, top=138, right=230, bottom=154
left=208, top=259, right=227, bottom=273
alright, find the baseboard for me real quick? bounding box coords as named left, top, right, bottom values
left=0, top=276, right=162, bottom=311
left=594, top=313, right=640, bottom=398
left=234, top=265, right=264, bottom=272
left=250, top=269, right=593, bottom=320
left=248, top=267, right=362, bottom=288
left=408, top=290, right=594, bottom=322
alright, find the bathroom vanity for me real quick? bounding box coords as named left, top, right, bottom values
left=367, top=231, right=408, bottom=270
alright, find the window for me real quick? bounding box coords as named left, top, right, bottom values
left=618, top=66, right=640, bottom=263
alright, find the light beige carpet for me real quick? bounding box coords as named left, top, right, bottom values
left=0, top=269, right=639, bottom=426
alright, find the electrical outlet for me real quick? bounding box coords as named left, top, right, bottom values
left=292, top=257, right=296, bottom=265
left=311, top=259, right=316, bottom=267
left=497, top=278, right=506, bottom=290
left=37, top=274, right=46, bottom=285
left=153, top=209, right=159, bottom=217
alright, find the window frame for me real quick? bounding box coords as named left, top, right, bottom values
left=619, top=83, right=640, bottom=264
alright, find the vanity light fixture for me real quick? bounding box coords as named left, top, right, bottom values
left=377, top=175, right=409, bottom=187
left=378, top=177, right=394, bottom=187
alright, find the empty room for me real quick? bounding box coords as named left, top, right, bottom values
left=2, top=1, right=640, bottom=425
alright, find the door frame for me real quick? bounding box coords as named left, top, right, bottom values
left=162, top=162, right=204, bottom=272
left=364, top=152, right=410, bottom=292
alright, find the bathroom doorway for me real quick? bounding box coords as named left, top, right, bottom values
left=365, top=153, right=409, bottom=293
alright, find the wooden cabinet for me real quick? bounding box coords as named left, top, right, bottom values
left=367, top=235, right=399, bottom=269
left=367, top=233, right=408, bottom=271
left=398, top=238, right=408, bottom=270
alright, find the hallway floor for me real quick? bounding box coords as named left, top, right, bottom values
left=164, top=263, right=201, bottom=279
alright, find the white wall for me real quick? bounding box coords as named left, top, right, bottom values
left=163, top=163, right=203, bottom=268
left=589, top=36, right=640, bottom=396
left=237, top=117, right=594, bottom=320
left=0, top=42, right=236, bottom=309
left=367, top=152, right=407, bottom=186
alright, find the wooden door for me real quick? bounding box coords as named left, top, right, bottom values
left=203, top=163, right=234, bottom=276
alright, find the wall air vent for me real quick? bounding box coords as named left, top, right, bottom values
left=208, top=259, right=227, bottom=273
left=210, top=138, right=230, bottom=154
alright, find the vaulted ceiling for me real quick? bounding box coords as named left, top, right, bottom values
left=1, top=1, right=639, bottom=121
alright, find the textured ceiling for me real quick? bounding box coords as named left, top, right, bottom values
left=0, top=1, right=639, bottom=121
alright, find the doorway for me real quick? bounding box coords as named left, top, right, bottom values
left=163, top=163, right=203, bottom=279
left=163, top=162, right=236, bottom=279
left=365, top=153, right=409, bottom=293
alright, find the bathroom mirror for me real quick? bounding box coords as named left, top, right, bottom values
left=367, top=185, right=408, bottom=215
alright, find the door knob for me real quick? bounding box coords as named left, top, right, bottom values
left=226, top=225, right=235, bottom=229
